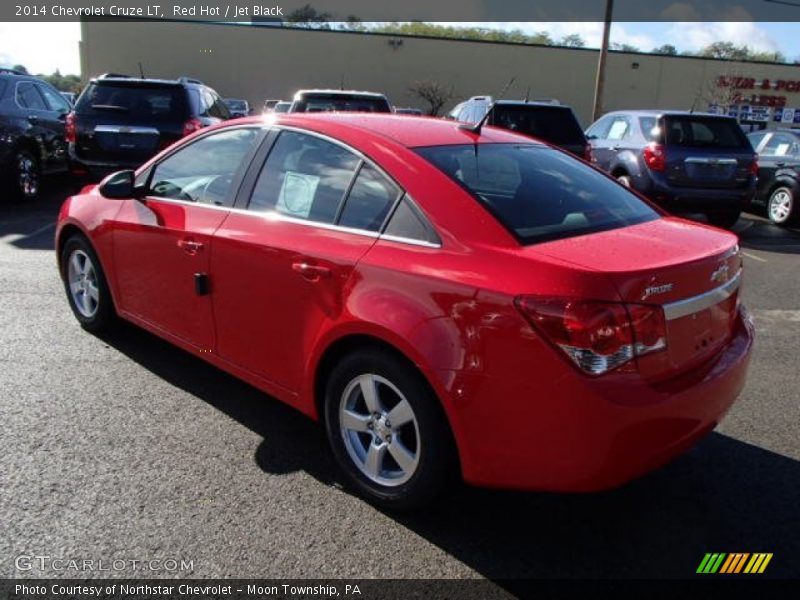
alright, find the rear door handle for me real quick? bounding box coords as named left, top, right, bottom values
left=177, top=239, right=204, bottom=254
left=292, top=262, right=331, bottom=280
left=27, top=114, right=38, bottom=124
left=775, top=162, right=786, bottom=168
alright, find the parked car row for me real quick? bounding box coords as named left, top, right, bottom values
left=3, top=66, right=799, bottom=228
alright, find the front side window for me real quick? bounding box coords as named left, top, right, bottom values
left=248, top=130, right=360, bottom=223
left=149, top=128, right=260, bottom=206
left=416, top=144, right=659, bottom=245
left=585, top=115, right=612, bottom=140
left=760, top=133, right=799, bottom=157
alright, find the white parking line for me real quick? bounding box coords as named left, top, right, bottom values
left=26, top=222, right=55, bottom=237
left=742, top=251, right=767, bottom=263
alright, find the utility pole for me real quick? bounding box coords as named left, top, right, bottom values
left=592, top=0, right=614, bottom=121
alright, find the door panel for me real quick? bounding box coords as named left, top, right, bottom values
left=210, top=215, right=376, bottom=392
left=113, top=199, right=225, bottom=350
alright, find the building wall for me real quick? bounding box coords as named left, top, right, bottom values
left=80, top=20, right=800, bottom=127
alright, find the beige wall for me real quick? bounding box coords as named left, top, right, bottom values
left=81, top=21, right=800, bottom=127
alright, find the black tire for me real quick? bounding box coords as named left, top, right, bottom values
left=766, top=186, right=796, bottom=226
left=60, top=235, right=116, bottom=332
left=323, top=348, right=457, bottom=510
left=10, top=149, right=41, bottom=202
left=708, top=210, right=741, bottom=229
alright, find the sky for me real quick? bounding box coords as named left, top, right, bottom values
left=1, top=21, right=800, bottom=76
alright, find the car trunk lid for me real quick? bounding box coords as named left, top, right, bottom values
left=528, top=217, right=742, bottom=378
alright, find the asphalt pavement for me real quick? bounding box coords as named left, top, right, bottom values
left=1, top=179, right=798, bottom=590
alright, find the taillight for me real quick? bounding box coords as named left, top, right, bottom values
left=65, top=112, right=76, bottom=143
left=515, top=297, right=667, bottom=376
left=584, top=144, right=594, bottom=162
left=182, top=117, right=203, bottom=137
left=643, top=142, right=666, bottom=172
left=750, top=154, right=759, bottom=176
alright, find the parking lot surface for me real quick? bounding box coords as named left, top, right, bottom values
left=1, top=180, right=799, bottom=587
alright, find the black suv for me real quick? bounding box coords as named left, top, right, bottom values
left=69, top=75, right=230, bottom=179
left=586, top=110, right=757, bottom=228
left=448, top=96, right=590, bottom=159
left=0, top=67, right=71, bottom=201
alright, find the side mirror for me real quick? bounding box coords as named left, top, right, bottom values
left=586, top=134, right=597, bottom=140
left=98, top=170, right=142, bottom=199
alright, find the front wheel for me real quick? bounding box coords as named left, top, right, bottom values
left=767, top=186, right=795, bottom=226
left=61, top=235, right=116, bottom=332
left=323, top=349, right=456, bottom=510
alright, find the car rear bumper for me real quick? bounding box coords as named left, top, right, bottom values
left=68, top=146, right=145, bottom=180
left=449, top=308, right=754, bottom=492
left=642, top=177, right=756, bottom=214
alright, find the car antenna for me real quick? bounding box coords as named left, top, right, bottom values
left=525, top=85, right=531, bottom=103
left=459, top=76, right=516, bottom=135
left=138, top=62, right=145, bottom=78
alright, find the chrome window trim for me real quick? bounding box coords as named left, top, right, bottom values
left=684, top=157, right=739, bottom=165
left=662, top=270, right=741, bottom=321
left=377, top=233, right=441, bottom=249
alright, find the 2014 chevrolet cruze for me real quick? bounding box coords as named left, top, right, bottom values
left=56, top=114, right=754, bottom=509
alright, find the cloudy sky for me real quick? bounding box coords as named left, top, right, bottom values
left=1, top=21, right=798, bottom=76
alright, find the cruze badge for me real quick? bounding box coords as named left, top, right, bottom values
left=710, top=264, right=730, bottom=284
left=643, top=283, right=674, bottom=300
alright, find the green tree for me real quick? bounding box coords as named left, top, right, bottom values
left=12, top=64, right=28, bottom=74
left=699, top=41, right=750, bottom=61
left=611, top=42, right=640, bottom=53
left=560, top=34, right=585, bottom=48
left=285, top=4, right=331, bottom=28
left=652, top=44, right=678, bottom=55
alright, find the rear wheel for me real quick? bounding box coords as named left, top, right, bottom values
left=323, top=349, right=456, bottom=510
left=767, top=186, right=795, bottom=226
left=708, top=210, right=741, bottom=229
left=61, top=235, right=116, bottom=332
left=616, top=174, right=632, bottom=188
left=11, top=149, right=41, bottom=201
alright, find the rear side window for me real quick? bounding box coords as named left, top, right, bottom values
left=416, top=144, right=658, bottom=245
left=384, top=196, right=439, bottom=245
left=248, top=130, right=360, bottom=223
left=760, top=132, right=799, bottom=157
left=338, top=164, right=400, bottom=232
left=662, top=116, right=750, bottom=149
left=37, top=83, right=70, bottom=112
left=149, top=128, right=259, bottom=206
left=75, top=83, right=188, bottom=122
left=639, top=117, right=659, bottom=142
left=16, top=82, right=47, bottom=110
left=491, top=106, right=585, bottom=145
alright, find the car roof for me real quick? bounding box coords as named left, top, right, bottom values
left=493, top=100, right=571, bottom=109
left=232, top=113, right=544, bottom=148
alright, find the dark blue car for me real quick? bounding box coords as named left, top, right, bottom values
left=586, top=110, right=757, bottom=228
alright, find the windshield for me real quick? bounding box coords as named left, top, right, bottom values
left=491, top=105, right=586, bottom=145
left=226, top=99, right=247, bottom=110
left=416, top=144, right=659, bottom=245
left=293, top=94, right=391, bottom=113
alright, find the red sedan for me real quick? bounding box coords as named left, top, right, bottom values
left=56, top=114, right=753, bottom=508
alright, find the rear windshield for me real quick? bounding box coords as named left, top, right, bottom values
left=660, top=116, right=750, bottom=149
left=416, top=144, right=659, bottom=245
left=491, top=105, right=586, bottom=145
left=226, top=99, right=247, bottom=110
left=293, top=94, right=391, bottom=113
left=75, top=82, right=188, bottom=122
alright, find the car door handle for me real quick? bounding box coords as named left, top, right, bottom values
left=177, top=239, right=204, bottom=254
left=292, top=262, right=331, bottom=280
left=775, top=162, right=786, bottom=168
left=27, top=114, right=38, bottom=124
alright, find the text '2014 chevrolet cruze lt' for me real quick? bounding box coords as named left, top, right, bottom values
left=56, top=114, right=753, bottom=509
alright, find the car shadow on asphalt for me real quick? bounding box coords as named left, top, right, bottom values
left=737, top=213, right=800, bottom=255
left=1, top=177, right=75, bottom=251
left=97, top=322, right=800, bottom=584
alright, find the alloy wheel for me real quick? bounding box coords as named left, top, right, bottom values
left=67, top=249, right=100, bottom=318
left=769, top=189, right=793, bottom=224
left=339, top=373, right=421, bottom=487
left=16, top=153, right=39, bottom=199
